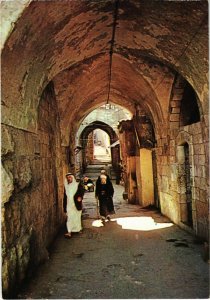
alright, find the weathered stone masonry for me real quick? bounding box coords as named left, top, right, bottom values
left=1, top=0, right=208, bottom=298
left=1, top=83, right=68, bottom=296
left=117, top=74, right=209, bottom=241
left=160, top=75, right=209, bottom=240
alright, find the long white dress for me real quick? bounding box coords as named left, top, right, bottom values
left=64, top=177, right=82, bottom=233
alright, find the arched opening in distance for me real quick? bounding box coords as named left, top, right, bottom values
left=1, top=1, right=208, bottom=297
left=78, top=121, right=120, bottom=179
left=93, top=129, right=111, bottom=162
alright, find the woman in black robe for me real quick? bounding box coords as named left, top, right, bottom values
left=95, top=174, right=115, bottom=221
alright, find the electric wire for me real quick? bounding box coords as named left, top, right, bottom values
left=106, top=0, right=120, bottom=105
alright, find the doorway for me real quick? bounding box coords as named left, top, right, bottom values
left=177, top=143, right=193, bottom=227
left=183, top=143, right=193, bottom=226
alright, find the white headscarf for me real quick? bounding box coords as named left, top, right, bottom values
left=100, top=174, right=107, bottom=184
left=64, top=174, right=78, bottom=198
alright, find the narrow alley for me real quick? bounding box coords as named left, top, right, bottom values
left=1, top=1, right=209, bottom=298
left=18, top=184, right=209, bottom=299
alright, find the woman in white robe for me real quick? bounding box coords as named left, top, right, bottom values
left=63, top=173, right=84, bottom=238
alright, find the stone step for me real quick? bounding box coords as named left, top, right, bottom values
left=83, top=164, right=117, bottom=180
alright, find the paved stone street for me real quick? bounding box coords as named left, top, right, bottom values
left=18, top=184, right=209, bottom=299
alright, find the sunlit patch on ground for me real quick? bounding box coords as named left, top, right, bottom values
left=111, top=216, right=174, bottom=231
left=92, top=219, right=105, bottom=227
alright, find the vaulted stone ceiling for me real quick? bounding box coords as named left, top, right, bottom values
left=2, top=0, right=208, bottom=144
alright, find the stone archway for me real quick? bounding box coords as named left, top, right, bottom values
left=1, top=1, right=208, bottom=297
left=79, top=121, right=120, bottom=174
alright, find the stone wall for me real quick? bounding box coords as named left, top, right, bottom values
left=157, top=76, right=209, bottom=241
left=1, top=82, right=67, bottom=297
left=86, top=132, right=94, bottom=165
left=157, top=123, right=208, bottom=241
left=119, top=95, right=208, bottom=241
left=1, top=2, right=208, bottom=296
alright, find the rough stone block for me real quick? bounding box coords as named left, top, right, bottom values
left=200, top=177, right=207, bottom=190
left=183, top=125, right=189, bottom=132
left=193, top=133, right=203, bottom=144
left=204, top=166, right=209, bottom=180
left=169, top=156, right=176, bottom=163
left=171, top=100, right=181, bottom=108
left=173, top=87, right=184, bottom=96
left=169, top=129, right=179, bottom=139
left=171, top=107, right=180, bottom=114
left=1, top=125, right=15, bottom=156
left=194, top=166, right=199, bottom=177
left=198, top=155, right=206, bottom=166
left=170, top=146, right=175, bottom=156
left=14, top=157, right=32, bottom=190
left=1, top=163, right=14, bottom=204
left=170, top=164, right=178, bottom=181
left=199, top=189, right=207, bottom=202
left=170, top=121, right=179, bottom=129
left=170, top=139, right=175, bottom=147
left=161, top=165, right=169, bottom=176
left=157, top=147, right=162, bottom=155
left=194, top=176, right=200, bottom=188
left=203, top=114, right=209, bottom=127
left=195, top=166, right=206, bottom=178
left=190, top=123, right=202, bottom=135
left=162, top=156, right=168, bottom=165
left=170, top=114, right=180, bottom=122
left=194, top=144, right=205, bottom=155
left=194, top=187, right=200, bottom=199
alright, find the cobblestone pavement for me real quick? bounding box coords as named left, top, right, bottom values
left=18, top=184, right=209, bottom=299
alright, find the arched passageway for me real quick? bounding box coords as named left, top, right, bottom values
left=79, top=120, right=119, bottom=170
left=1, top=1, right=208, bottom=298
left=74, top=104, right=131, bottom=182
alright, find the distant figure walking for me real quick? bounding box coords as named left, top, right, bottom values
left=98, top=168, right=110, bottom=181
left=63, top=173, right=85, bottom=238
left=83, top=175, right=95, bottom=192
left=95, top=173, right=115, bottom=222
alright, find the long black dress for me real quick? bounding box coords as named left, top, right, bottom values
left=95, top=176, right=115, bottom=218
